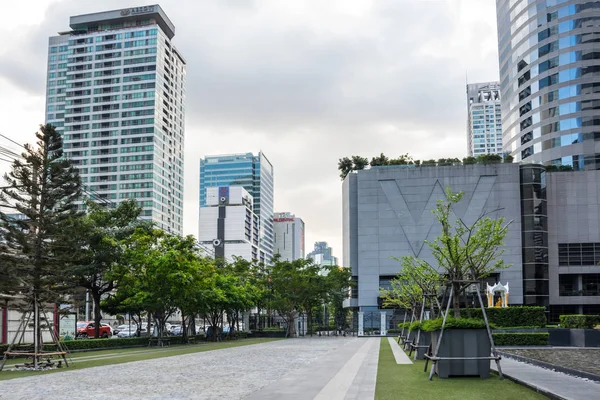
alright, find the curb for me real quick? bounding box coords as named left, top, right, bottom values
left=497, top=351, right=600, bottom=383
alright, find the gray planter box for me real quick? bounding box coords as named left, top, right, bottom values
left=430, top=329, right=491, bottom=378
left=414, top=331, right=431, bottom=360
left=548, top=329, right=600, bottom=347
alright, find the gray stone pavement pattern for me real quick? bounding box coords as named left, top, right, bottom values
left=0, top=337, right=379, bottom=400
left=491, top=356, right=600, bottom=400
left=501, top=348, right=600, bottom=376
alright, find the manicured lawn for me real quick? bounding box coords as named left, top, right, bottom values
left=0, top=338, right=280, bottom=381
left=375, top=338, right=546, bottom=400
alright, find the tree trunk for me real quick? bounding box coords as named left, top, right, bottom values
left=93, top=292, right=102, bottom=338
left=452, top=282, right=461, bottom=318
left=181, top=311, right=187, bottom=343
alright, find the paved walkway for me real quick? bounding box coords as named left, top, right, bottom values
left=0, top=337, right=380, bottom=400
left=387, top=337, right=413, bottom=364
left=491, top=356, right=600, bottom=400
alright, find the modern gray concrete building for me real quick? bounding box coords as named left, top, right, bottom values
left=45, top=5, right=186, bottom=233
left=467, top=82, right=504, bottom=157
left=343, top=164, right=525, bottom=314
left=496, top=0, right=600, bottom=170
left=343, top=163, right=600, bottom=323
left=547, top=170, right=600, bottom=316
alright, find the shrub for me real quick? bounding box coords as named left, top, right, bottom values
left=387, top=329, right=402, bottom=334
left=262, top=327, right=286, bottom=332
left=421, top=317, right=494, bottom=332
left=559, top=314, right=600, bottom=329
left=493, top=333, right=549, bottom=346
left=0, top=335, right=208, bottom=355
left=476, top=154, right=502, bottom=164
left=409, top=321, right=421, bottom=331
left=459, top=307, right=546, bottom=328
left=463, top=156, right=476, bottom=165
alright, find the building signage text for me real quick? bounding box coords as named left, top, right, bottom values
left=121, top=6, right=155, bottom=17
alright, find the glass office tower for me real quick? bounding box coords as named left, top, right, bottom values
left=45, top=5, right=186, bottom=233
left=497, top=0, right=600, bottom=170
left=199, top=152, right=274, bottom=261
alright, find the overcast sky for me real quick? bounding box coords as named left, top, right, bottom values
left=0, top=0, right=500, bottom=264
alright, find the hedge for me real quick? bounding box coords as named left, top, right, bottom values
left=0, top=335, right=208, bottom=355
left=458, top=307, right=546, bottom=328
left=421, top=317, right=494, bottom=332
left=493, top=333, right=549, bottom=346
left=387, top=329, right=402, bottom=334
left=559, top=314, right=600, bottom=329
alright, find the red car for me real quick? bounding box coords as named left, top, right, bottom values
left=76, top=321, right=113, bottom=338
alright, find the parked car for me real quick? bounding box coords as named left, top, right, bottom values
left=170, top=325, right=183, bottom=335
left=113, top=324, right=132, bottom=335
left=77, top=321, right=112, bottom=338
left=117, top=326, right=142, bottom=338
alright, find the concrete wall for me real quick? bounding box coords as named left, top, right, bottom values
left=344, top=164, right=523, bottom=310
left=547, top=170, right=600, bottom=306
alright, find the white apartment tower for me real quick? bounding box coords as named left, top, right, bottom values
left=273, top=212, right=305, bottom=261
left=467, top=82, right=503, bottom=157
left=45, top=5, right=186, bottom=234
left=198, top=186, right=264, bottom=263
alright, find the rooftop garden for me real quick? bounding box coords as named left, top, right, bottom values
left=338, top=153, right=513, bottom=180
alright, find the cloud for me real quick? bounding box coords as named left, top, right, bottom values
left=0, top=0, right=500, bottom=263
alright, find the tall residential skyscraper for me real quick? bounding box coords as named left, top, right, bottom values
left=273, top=212, right=305, bottom=261
left=496, top=0, right=600, bottom=170
left=199, top=152, right=274, bottom=261
left=45, top=5, right=186, bottom=233
left=466, top=82, right=503, bottom=157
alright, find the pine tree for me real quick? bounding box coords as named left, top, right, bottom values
left=0, top=124, right=82, bottom=306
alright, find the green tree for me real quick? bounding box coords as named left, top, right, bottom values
left=324, top=265, right=353, bottom=329
left=337, top=157, right=353, bottom=180
left=462, top=156, right=476, bottom=165
left=0, top=124, right=81, bottom=311
left=370, top=153, right=389, bottom=167
left=427, top=188, right=510, bottom=318
left=269, top=257, right=319, bottom=337
left=65, top=200, right=144, bottom=338
left=351, top=155, right=369, bottom=171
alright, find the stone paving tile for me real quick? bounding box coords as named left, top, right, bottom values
left=501, top=348, right=600, bottom=376
left=0, top=338, right=359, bottom=400
left=491, top=357, right=600, bottom=400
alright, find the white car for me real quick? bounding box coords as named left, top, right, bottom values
left=114, top=324, right=132, bottom=335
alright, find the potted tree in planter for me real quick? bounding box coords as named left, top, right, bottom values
left=380, top=269, right=422, bottom=346
left=408, top=188, right=510, bottom=379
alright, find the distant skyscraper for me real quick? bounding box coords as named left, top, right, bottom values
left=496, top=0, right=600, bottom=169
left=466, top=82, right=503, bottom=157
left=199, top=152, right=274, bottom=261
left=273, top=212, right=305, bottom=261
left=44, top=5, right=186, bottom=234
left=198, top=186, right=263, bottom=263
left=307, top=241, right=338, bottom=267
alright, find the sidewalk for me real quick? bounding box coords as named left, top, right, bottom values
left=245, top=337, right=380, bottom=400
left=491, top=356, right=600, bottom=400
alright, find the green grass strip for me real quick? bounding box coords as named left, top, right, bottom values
left=0, top=338, right=280, bottom=381
left=375, top=338, right=547, bottom=400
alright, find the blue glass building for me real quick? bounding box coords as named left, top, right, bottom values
left=497, top=0, right=600, bottom=170
left=199, top=152, right=274, bottom=261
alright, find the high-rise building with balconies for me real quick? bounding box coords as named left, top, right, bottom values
left=467, top=82, right=503, bottom=157
left=45, top=5, right=186, bottom=233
